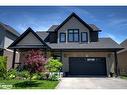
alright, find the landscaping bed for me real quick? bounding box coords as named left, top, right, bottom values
left=0, top=50, right=63, bottom=89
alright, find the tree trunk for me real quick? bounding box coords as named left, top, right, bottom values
left=30, top=72, right=32, bottom=82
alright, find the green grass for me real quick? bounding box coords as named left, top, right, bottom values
left=0, top=80, right=59, bottom=89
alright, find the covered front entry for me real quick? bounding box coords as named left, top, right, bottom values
left=69, top=57, right=107, bottom=76
left=8, top=28, right=51, bottom=68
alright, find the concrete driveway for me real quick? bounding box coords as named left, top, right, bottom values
left=56, top=77, right=127, bottom=89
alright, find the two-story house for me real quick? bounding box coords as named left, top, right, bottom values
left=9, top=13, right=123, bottom=77
left=0, top=22, right=20, bottom=69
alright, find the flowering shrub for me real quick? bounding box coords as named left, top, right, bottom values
left=24, top=49, right=47, bottom=80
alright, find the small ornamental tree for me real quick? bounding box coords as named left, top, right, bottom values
left=24, top=49, right=47, bottom=81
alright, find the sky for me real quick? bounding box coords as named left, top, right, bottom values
left=0, top=6, right=127, bottom=43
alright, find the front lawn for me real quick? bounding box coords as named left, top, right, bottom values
left=0, top=80, right=59, bottom=89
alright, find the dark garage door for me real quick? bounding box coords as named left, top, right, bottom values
left=69, top=57, right=107, bottom=76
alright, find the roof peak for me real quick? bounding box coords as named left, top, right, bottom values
left=54, top=12, right=93, bottom=31
left=70, top=12, right=77, bottom=15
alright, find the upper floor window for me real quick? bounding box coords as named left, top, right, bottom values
left=60, top=33, right=66, bottom=42
left=68, top=29, right=79, bottom=42
left=81, top=32, right=88, bottom=42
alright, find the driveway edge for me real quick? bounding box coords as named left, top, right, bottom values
left=55, top=79, right=62, bottom=89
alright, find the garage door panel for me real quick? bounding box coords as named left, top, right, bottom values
left=69, top=57, right=107, bottom=76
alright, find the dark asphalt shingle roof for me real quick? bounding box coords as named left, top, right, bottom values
left=0, top=22, right=20, bottom=36
left=47, top=38, right=123, bottom=50
left=10, top=30, right=123, bottom=50
left=35, top=32, right=123, bottom=50
left=36, top=31, right=49, bottom=40
left=48, top=24, right=100, bottom=32
left=89, top=24, right=101, bottom=31
left=120, top=39, right=127, bottom=48
left=118, top=39, right=127, bottom=53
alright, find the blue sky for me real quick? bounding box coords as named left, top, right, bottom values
left=0, top=6, right=127, bottom=43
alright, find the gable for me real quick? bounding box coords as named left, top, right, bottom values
left=8, top=28, right=51, bottom=49
left=58, top=16, right=89, bottom=32
left=17, top=32, right=42, bottom=45
left=56, top=13, right=100, bottom=43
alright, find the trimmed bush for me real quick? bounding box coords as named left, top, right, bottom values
left=45, top=58, right=63, bottom=72
left=45, top=58, right=62, bottom=81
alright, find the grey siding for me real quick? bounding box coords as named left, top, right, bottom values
left=17, top=32, right=42, bottom=45
left=4, top=31, right=18, bottom=49
left=57, top=16, right=90, bottom=43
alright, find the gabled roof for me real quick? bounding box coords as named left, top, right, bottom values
left=47, top=13, right=101, bottom=32
left=118, top=39, right=127, bottom=53
left=47, top=38, right=123, bottom=51
left=48, top=24, right=101, bottom=32
left=8, top=28, right=51, bottom=49
left=120, top=39, right=127, bottom=48
left=54, top=12, right=98, bottom=32
left=89, top=24, right=101, bottom=31
left=0, top=22, right=20, bottom=36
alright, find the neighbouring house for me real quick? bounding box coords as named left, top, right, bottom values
left=0, top=22, right=20, bottom=69
left=118, top=39, right=127, bottom=75
left=8, top=13, right=123, bottom=77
